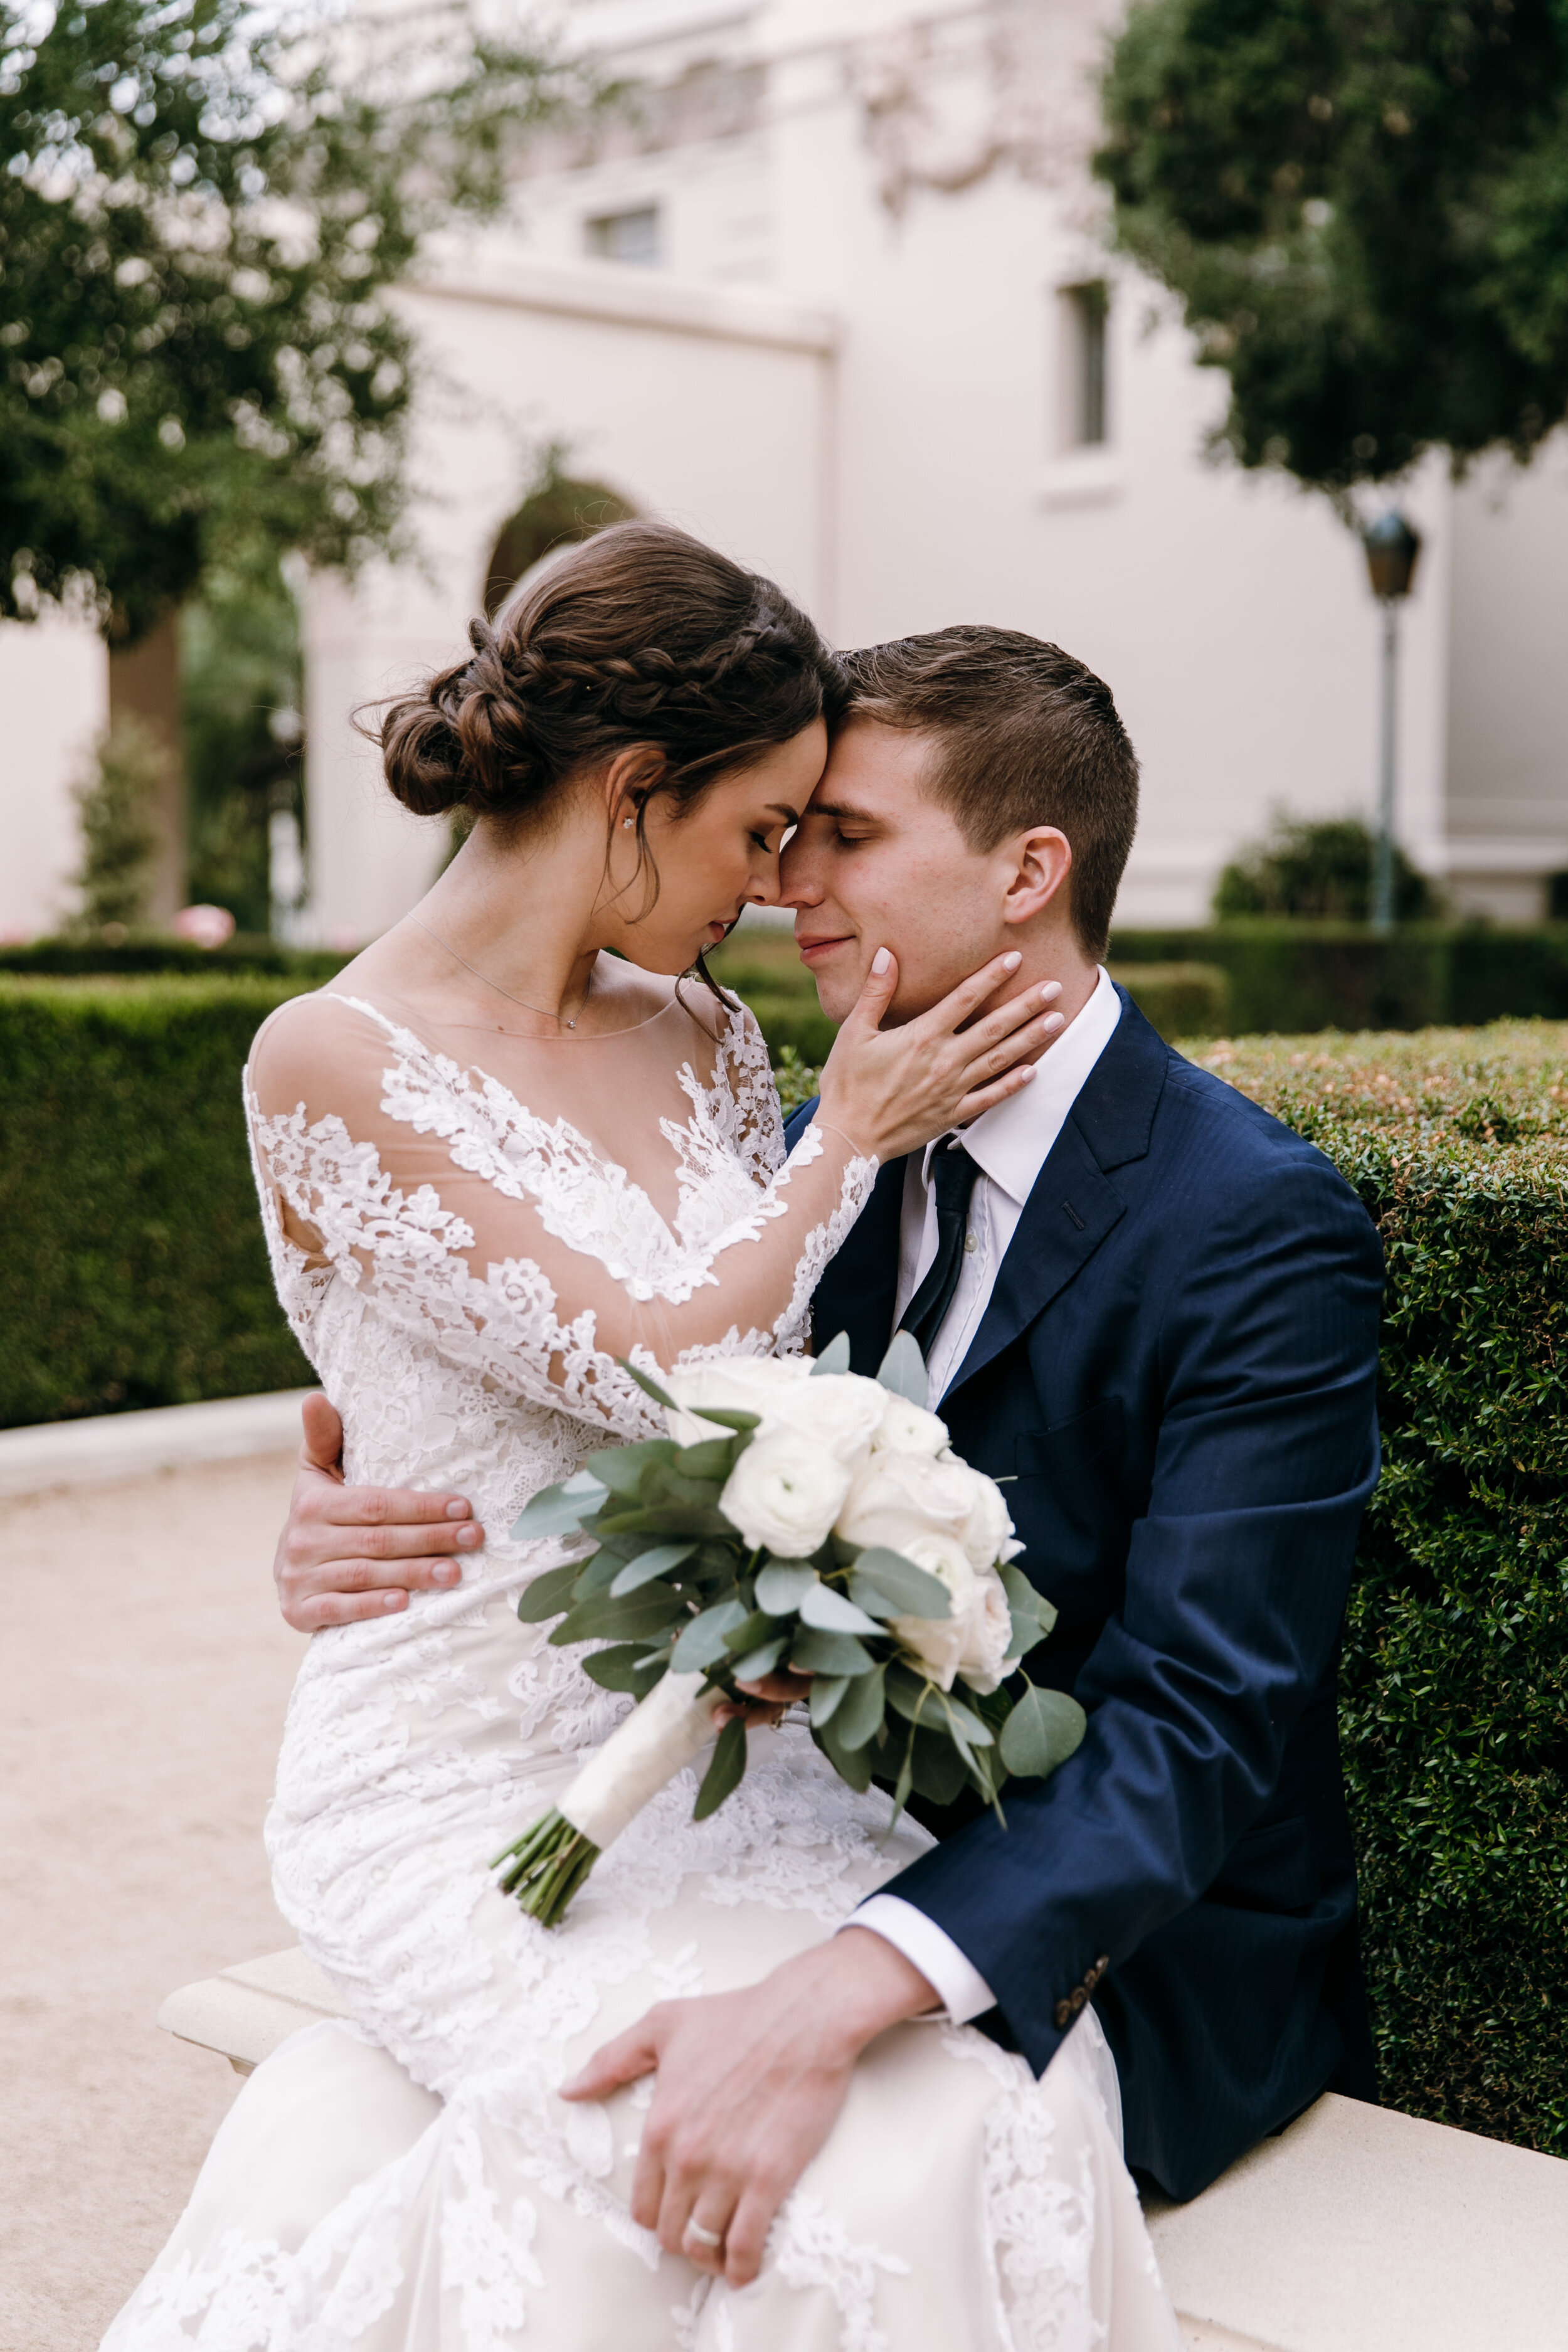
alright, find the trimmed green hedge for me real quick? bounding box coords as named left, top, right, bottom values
left=0, top=933, right=349, bottom=981
left=0, top=977, right=312, bottom=1424
left=1110, top=920, right=1568, bottom=1035
left=1194, top=1025, right=1568, bottom=2158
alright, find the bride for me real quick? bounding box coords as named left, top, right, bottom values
left=104, top=522, right=1177, bottom=2350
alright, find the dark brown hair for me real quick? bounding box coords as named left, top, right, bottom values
left=840, top=627, right=1139, bottom=959
left=378, top=522, right=844, bottom=864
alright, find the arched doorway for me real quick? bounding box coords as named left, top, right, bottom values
left=482, top=467, right=637, bottom=618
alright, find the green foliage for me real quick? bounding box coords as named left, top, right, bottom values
left=1111, top=922, right=1568, bottom=1034
left=70, top=718, right=165, bottom=931
left=0, top=974, right=312, bottom=1424
left=182, top=550, right=303, bottom=931
left=1096, top=0, right=1568, bottom=491
left=1206, top=1022, right=1568, bottom=2154
left=482, top=448, right=637, bottom=615
left=1215, top=812, right=1441, bottom=923
left=0, top=0, right=598, bottom=638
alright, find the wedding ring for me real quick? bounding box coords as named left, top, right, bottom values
left=684, top=2219, right=724, bottom=2251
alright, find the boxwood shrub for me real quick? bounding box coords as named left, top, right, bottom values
left=0, top=977, right=313, bottom=1424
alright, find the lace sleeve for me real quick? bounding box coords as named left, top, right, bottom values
left=245, top=990, right=876, bottom=1438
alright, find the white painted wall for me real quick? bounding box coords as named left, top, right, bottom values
left=0, top=615, right=109, bottom=939
left=304, top=245, right=835, bottom=943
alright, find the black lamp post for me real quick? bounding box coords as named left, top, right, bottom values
left=1359, top=511, right=1422, bottom=935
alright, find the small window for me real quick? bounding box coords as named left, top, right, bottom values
left=586, top=207, right=660, bottom=268
left=1057, top=282, right=1108, bottom=448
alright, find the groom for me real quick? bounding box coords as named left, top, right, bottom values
left=271, top=625, right=1383, bottom=2277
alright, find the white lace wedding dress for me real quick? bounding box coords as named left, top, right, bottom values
left=102, top=976, right=1177, bottom=2352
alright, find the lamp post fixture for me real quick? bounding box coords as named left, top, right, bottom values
left=1359, top=510, right=1422, bottom=936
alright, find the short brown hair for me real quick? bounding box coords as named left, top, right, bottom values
left=840, top=627, right=1138, bottom=958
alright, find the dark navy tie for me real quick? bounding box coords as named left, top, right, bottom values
left=898, top=1138, right=981, bottom=1364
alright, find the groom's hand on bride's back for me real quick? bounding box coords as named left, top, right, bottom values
left=273, top=1392, right=484, bottom=1632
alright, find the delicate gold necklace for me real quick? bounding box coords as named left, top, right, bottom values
left=410, top=915, right=593, bottom=1030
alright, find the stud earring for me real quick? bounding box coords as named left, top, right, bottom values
left=622, top=815, right=635, bottom=828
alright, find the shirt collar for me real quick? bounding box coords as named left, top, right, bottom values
left=921, top=966, right=1123, bottom=1207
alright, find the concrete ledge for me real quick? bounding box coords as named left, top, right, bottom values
left=158, top=1946, right=350, bottom=2077
left=1147, top=2092, right=1568, bottom=2352
left=0, top=1389, right=314, bottom=1500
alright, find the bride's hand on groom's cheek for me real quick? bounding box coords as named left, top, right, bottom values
left=561, top=1932, right=937, bottom=2287
left=273, top=1392, right=485, bottom=1632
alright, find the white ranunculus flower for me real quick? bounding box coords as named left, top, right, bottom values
left=959, top=1471, right=1024, bottom=1571
left=760, top=1370, right=891, bottom=1466
left=719, top=1429, right=852, bottom=1559
left=883, top=1528, right=977, bottom=1690
left=955, top=1563, right=1017, bottom=1693
left=835, top=1450, right=985, bottom=1550
left=661, top=1355, right=812, bottom=1448
left=871, top=1395, right=951, bottom=1458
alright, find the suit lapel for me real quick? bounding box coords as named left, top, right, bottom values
left=810, top=1155, right=905, bottom=1374
left=942, top=994, right=1170, bottom=1401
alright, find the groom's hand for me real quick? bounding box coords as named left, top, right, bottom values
left=561, top=1929, right=936, bottom=2287
left=273, top=1393, right=484, bottom=1631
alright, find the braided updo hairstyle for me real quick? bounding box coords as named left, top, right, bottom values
left=379, top=524, right=844, bottom=888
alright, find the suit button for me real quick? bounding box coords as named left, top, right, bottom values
left=1095, top=1955, right=1110, bottom=1978
left=1069, top=1987, right=1087, bottom=2013
left=1054, top=2000, right=1073, bottom=2029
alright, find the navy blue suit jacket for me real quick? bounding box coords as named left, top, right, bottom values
left=786, top=992, right=1383, bottom=2200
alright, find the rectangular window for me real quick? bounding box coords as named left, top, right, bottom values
left=1057, top=282, right=1108, bottom=448
left=586, top=207, right=661, bottom=268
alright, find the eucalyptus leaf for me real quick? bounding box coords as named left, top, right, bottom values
left=548, top=1582, right=681, bottom=1648
left=1000, top=1563, right=1058, bottom=1640
left=998, top=1686, right=1087, bottom=1779
left=808, top=1673, right=850, bottom=1728
left=514, top=1561, right=582, bottom=1624
left=937, top=1691, right=994, bottom=1747
left=812, top=1331, right=852, bottom=1377
left=729, top=1638, right=787, bottom=1681
left=874, top=1330, right=929, bottom=1406
left=852, top=1546, right=952, bottom=1620
left=586, top=1439, right=676, bottom=1500
left=755, top=1561, right=817, bottom=1614
left=908, top=1728, right=969, bottom=1806
left=693, top=1716, right=748, bottom=1820
left=673, top=1436, right=739, bottom=1480
left=510, top=1475, right=607, bottom=1540
left=616, top=1357, right=679, bottom=1412
left=671, top=1598, right=749, bottom=1671
left=832, top=1663, right=887, bottom=1751
left=609, top=1541, right=697, bottom=1596
left=790, top=1626, right=876, bottom=1677
left=575, top=1548, right=628, bottom=1596
left=813, top=1717, right=874, bottom=1792
left=580, top=1643, right=667, bottom=1693
left=799, top=1581, right=883, bottom=1636
left=723, top=1608, right=783, bottom=1656
left=681, top=1407, right=761, bottom=1435
left=884, top=1662, right=938, bottom=1727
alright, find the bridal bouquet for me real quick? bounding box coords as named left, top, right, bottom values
left=492, top=1333, right=1086, bottom=1926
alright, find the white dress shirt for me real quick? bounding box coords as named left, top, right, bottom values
left=845, top=968, right=1123, bottom=2023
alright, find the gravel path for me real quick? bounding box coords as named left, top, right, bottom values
left=0, top=1453, right=306, bottom=2351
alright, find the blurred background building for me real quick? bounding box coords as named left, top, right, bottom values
left=6, top=0, right=1568, bottom=943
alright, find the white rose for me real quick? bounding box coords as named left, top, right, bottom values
left=835, top=1451, right=985, bottom=1550
left=662, top=1355, right=811, bottom=1448
left=719, top=1429, right=852, bottom=1558
left=955, top=1563, right=1016, bottom=1693
left=959, top=1471, right=1024, bottom=1571
left=762, top=1370, right=889, bottom=1465
left=884, top=1528, right=977, bottom=1690
left=871, top=1396, right=951, bottom=1458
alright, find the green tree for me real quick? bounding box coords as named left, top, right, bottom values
left=1095, top=0, right=1568, bottom=494
left=181, top=547, right=302, bottom=931
left=1214, top=810, right=1442, bottom=921
left=0, top=0, right=596, bottom=641
left=71, top=716, right=164, bottom=930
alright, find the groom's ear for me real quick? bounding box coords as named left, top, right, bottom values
left=1002, top=827, right=1073, bottom=928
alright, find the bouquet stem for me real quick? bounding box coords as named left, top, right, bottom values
left=492, top=1810, right=601, bottom=1926
left=492, top=1669, right=730, bottom=1926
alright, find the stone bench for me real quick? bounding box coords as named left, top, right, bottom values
left=161, top=1954, right=1568, bottom=2351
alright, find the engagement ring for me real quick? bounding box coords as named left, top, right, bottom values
left=684, top=2220, right=724, bottom=2251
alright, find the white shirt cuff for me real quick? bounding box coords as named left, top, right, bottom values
left=844, top=1894, right=998, bottom=2026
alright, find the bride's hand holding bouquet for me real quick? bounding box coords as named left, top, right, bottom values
left=494, top=1333, right=1086, bottom=1925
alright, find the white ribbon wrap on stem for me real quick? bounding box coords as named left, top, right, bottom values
left=557, top=1670, right=731, bottom=1850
